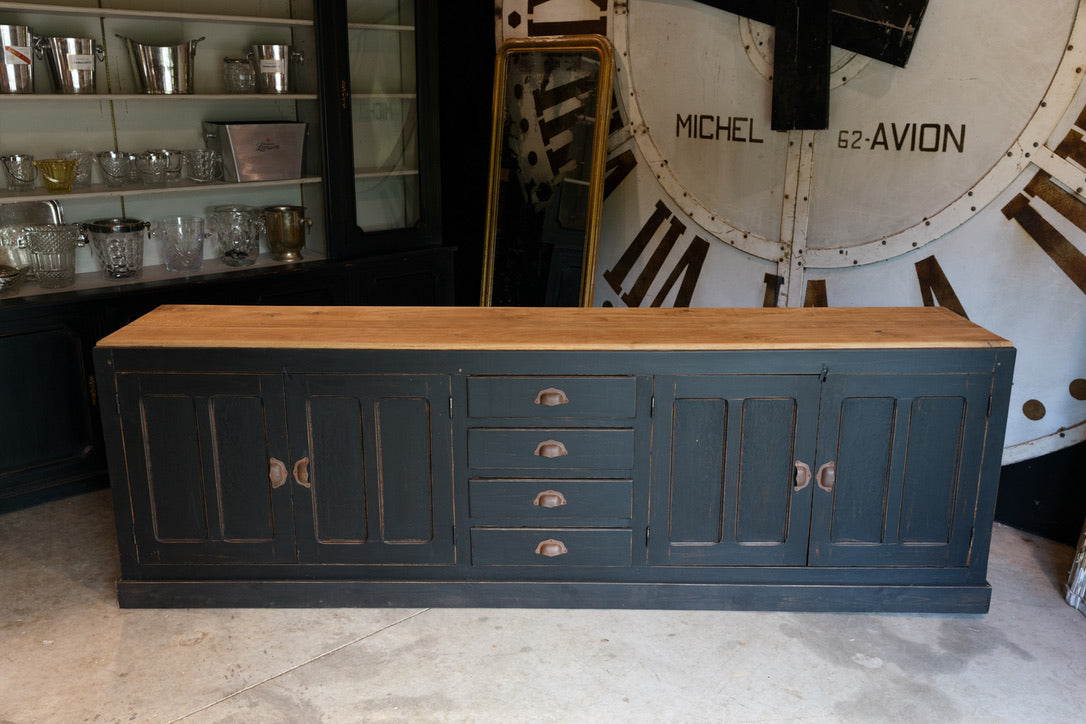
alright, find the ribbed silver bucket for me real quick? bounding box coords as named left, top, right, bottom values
left=1, top=25, right=35, bottom=94
left=38, top=36, right=103, bottom=94
left=116, top=34, right=204, bottom=94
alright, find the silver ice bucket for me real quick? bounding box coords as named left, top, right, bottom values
left=1, top=25, right=35, bottom=93
left=37, top=36, right=104, bottom=94
left=116, top=33, right=204, bottom=94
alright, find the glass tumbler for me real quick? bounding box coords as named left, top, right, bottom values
left=96, top=150, right=134, bottom=187
left=209, top=205, right=261, bottom=266
left=183, top=148, right=223, bottom=183
left=2, top=153, right=37, bottom=190
left=135, top=150, right=169, bottom=185
left=222, top=57, right=255, bottom=93
left=22, top=223, right=82, bottom=288
left=57, top=149, right=94, bottom=187
left=152, top=216, right=209, bottom=273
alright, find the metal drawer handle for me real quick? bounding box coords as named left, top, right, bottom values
left=794, top=461, right=812, bottom=492
left=816, top=461, right=836, bottom=492
left=534, top=387, right=570, bottom=407
left=535, top=539, right=568, bottom=557
left=534, top=440, right=569, bottom=458
left=269, top=458, right=288, bottom=489
left=293, top=457, right=311, bottom=488
left=533, top=490, right=568, bottom=508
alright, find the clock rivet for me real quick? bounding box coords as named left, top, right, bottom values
left=1070, top=45, right=1075, bottom=51
left=1007, top=151, right=1014, bottom=157
left=853, top=260, right=858, bottom=265
left=1023, top=399, right=1046, bottom=421
left=1025, top=152, right=1031, bottom=158
left=1077, top=188, right=1084, bottom=194
left=1070, top=379, right=1086, bottom=400
left=1033, top=142, right=1040, bottom=147
left=971, top=207, right=976, bottom=212
left=968, top=191, right=974, bottom=196
left=881, top=240, right=887, bottom=245
left=913, top=242, right=918, bottom=247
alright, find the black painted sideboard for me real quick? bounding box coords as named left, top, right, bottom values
left=94, top=305, right=1015, bottom=612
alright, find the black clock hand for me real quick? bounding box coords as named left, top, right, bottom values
left=694, top=0, right=928, bottom=67
left=692, top=0, right=928, bottom=131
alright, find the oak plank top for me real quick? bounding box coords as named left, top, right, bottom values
left=96, top=305, right=1013, bottom=351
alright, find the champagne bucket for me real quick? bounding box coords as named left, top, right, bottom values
left=116, top=34, right=204, bottom=94
left=263, top=205, right=311, bottom=261
left=1, top=25, right=35, bottom=94
left=247, top=44, right=303, bottom=93
left=37, top=36, right=104, bottom=94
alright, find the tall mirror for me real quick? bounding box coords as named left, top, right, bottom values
left=480, top=35, right=615, bottom=307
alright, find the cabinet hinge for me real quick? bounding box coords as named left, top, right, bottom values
left=987, top=395, right=993, bottom=417
left=452, top=525, right=457, bottom=547
left=645, top=526, right=650, bottom=546
left=819, top=365, right=829, bottom=383
left=449, top=395, right=454, bottom=419
left=650, top=395, right=655, bottom=418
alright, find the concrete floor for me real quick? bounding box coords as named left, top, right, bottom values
left=1, top=490, right=1083, bottom=723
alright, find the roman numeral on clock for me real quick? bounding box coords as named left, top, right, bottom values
left=1001, top=171, right=1086, bottom=296
left=602, top=200, right=709, bottom=307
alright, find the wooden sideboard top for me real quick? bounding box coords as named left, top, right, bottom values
left=96, top=305, right=1013, bottom=351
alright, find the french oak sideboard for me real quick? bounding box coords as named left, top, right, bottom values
left=94, top=305, right=1015, bottom=612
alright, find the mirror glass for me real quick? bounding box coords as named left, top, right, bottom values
left=480, top=35, right=614, bottom=306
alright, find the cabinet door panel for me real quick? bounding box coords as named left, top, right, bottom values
left=117, top=373, right=292, bottom=564
left=650, top=375, right=820, bottom=566
left=289, top=374, right=453, bottom=564
left=809, top=374, right=991, bottom=567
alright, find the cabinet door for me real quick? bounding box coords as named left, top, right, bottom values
left=287, top=374, right=454, bottom=564
left=649, top=375, right=820, bottom=565
left=115, top=373, right=294, bottom=564
left=0, top=310, right=104, bottom=509
left=808, top=373, right=993, bottom=567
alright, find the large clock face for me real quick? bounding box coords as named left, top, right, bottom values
left=497, top=0, right=1086, bottom=462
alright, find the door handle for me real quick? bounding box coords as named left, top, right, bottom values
left=534, top=440, right=569, bottom=458
left=268, top=457, right=288, bottom=489
left=293, top=456, right=311, bottom=488
left=794, top=461, right=812, bottom=492
left=816, top=461, right=836, bottom=492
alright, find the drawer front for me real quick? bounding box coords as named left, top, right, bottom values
left=467, top=376, right=637, bottom=419
left=469, top=479, right=633, bottom=521
left=471, top=528, right=632, bottom=566
left=467, top=428, right=635, bottom=471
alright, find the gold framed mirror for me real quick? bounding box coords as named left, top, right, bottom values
left=480, top=34, right=615, bottom=307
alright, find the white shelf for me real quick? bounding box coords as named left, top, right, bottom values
left=347, top=22, right=414, bottom=32
left=355, top=168, right=417, bottom=180
left=0, top=1, right=313, bottom=27
left=3, top=250, right=328, bottom=301
left=0, top=93, right=318, bottom=101
left=0, top=177, right=323, bottom=205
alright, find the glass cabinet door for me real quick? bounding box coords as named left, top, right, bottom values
left=317, top=0, right=440, bottom=256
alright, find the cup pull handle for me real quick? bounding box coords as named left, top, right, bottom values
left=534, top=440, right=568, bottom=458
left=293, top=457, right=311, bottom=488
left=794, top=461, right=812, bottom=492
left=535, top=539, right=568, bottom=557
left=816, top=461, right=836, bottom=492
left=533, top=490, right=568, bottom=508
left=268, top=457, right=288, bottom=489
left=534, top=387, right=570, bottom=407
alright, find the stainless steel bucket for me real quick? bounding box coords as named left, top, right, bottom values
left=37, top=36, right=104, bottom=94
left=263, top=205, right=311, bottom=261
left=1, top=25, right=35, bottom=94
left=116, top=34, right=204, bottom=94
left=247, top=44, right=303, bottom=93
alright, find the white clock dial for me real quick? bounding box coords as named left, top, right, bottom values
left=496, top=0, right=1086, bottom=460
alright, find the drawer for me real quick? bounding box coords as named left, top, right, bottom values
left=469, top=479, right=633, bottom=521
left=471, top=528, right=632, bottom=566
left=466, top=376, right=637, bottom=419
left=467, top=428, right=634, bottom=471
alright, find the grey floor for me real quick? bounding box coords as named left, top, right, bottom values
left=1, top=490, right=1084, bottom=723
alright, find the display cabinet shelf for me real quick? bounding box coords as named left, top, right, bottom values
left=0, top=1, right=313, bottom=27
left=0, top=177, right=323, bottom=205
